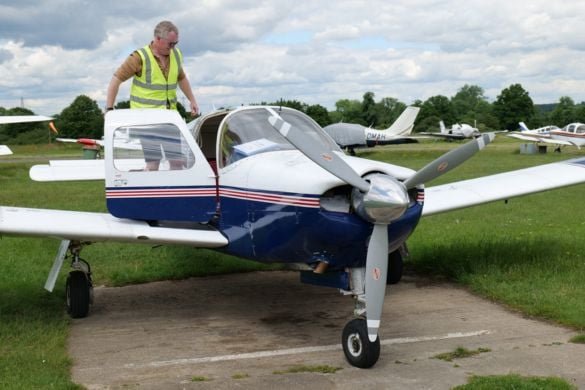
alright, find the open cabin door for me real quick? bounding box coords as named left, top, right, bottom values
left=104, top=109, right=217, bottom=222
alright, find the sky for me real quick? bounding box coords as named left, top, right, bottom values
left=1, top=0, right=584, bottom=116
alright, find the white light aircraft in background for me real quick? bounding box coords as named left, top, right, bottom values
left=507, top=122, right=584, bottom=150
left=0, top=115, right=53, bottom=155
left=3, top=107, right=585, bottom=369
left=322, top=106, right=420, bottom=155
left=421, top=120, right=480, bottom=140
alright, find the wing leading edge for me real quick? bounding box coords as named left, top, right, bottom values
left=423, top=157, right=585, bottom=216
left=0, top=207, right=227, bottom=247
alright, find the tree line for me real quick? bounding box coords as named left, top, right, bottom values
left=2, top=83, right=585, bottom=144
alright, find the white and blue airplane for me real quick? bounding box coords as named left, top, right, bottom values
left=0, top=115, right=53, bottom=155
left=421, top=120, right=480, bottom=140
left=323, top=106, right=420, bottom=154
left=3, top=106, right=585, bottom=368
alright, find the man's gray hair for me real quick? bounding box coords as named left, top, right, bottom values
left=154, top=21, right=178, bottom=39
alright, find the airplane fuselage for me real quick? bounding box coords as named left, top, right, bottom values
left=104, top=108, right=424, bottom=271
left=550, top=123, right=585, bottom=147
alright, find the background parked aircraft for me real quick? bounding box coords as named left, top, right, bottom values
left=322, top=106, right=420, bottom=155
left=420, top=120, right=480, bottom=140
left=507, top=121, right=578, bottom=150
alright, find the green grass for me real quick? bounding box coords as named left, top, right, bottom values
left=452, top=374, right=576, bottom=389
left=569, top=334, right=585, bottom=344
left=432, top=347, right=491, bottom=362
left=2, top=137, right=585, bottom=387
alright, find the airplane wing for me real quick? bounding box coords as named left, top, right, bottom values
left=0, top=206, right=227, bottom=247
left=1, top=115, right=53, bottom=156
left=423, top=157, right=585, bottom=216
left=420, top=132, right=468, bottom=140
left=0, top=145, right=13, bottom=156
left=0, top=115, right=53, bottom=124
left=507, top=133, right=574, bottom=147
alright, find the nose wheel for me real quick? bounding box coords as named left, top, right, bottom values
left=342, top=318, right=380, bottom=368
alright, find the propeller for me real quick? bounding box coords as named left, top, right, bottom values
left=403, top=133, right=495, bottom=189
left=267, top=108, right=495, bottom=342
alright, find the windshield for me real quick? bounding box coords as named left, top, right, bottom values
left=219, top=107, right=339, bottom=167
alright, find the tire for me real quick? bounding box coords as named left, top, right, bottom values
left=387, top=249, right=403, bottom=285
left=66, top=271, right=90, bottom=318
left=342, top=318, right=380, bottom=368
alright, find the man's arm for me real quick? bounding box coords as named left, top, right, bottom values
left=106, top=76, right=123, bottom=110
left=178, top=77, right=199, bottom=116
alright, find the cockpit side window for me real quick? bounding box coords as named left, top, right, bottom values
left=113, top=123, right=195, bottom=172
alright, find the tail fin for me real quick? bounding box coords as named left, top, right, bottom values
left=519, top=122, right=530, bottom=132
left=439, top=121, right=447, bottom=134
left=385, top=106, right=420, bottom=135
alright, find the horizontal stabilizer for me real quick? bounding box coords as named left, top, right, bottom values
left=30, top=160, right=105, bottom=181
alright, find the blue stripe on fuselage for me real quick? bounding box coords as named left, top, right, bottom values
left=218, top=188, right=423, bottom=269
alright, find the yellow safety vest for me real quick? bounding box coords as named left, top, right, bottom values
left=130, top=45, right=182, bottom=110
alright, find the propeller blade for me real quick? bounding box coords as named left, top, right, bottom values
left=267, top=108, right=370, bottom=193
left=365, top=223, right=389, bottom=342
left=403, top=133, right=495, bottom=189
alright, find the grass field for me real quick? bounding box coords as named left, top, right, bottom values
left=1, top=137, right=585, bottom=388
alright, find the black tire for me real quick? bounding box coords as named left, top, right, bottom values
left=387, top=249, right=403, bottom=285
left=66, top=271, right=90, bottom=318
left=342, top=318, right=380, bottom=368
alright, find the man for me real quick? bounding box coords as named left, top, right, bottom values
left=105, top=20, right=199, bottom=115
left=105, top=21, right=198, bottom=170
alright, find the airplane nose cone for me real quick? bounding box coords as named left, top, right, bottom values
left=352, top=174, right=409, bottom=224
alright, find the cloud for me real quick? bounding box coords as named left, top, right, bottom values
left=2, top=0, right=585, bottom=115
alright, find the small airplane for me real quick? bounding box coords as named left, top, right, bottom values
left=507, top=122, right=581, bottom=150
left=548, top=123, right=585, bottom=148
left=0, top=115, right=53, bottom=155
left=518, top=121, right=561, bottom=135
left=421, top=120, right=480, bottom=140
left=3, top=106, right=585, bottom=369
left=322, top=106, right=420, bottom=155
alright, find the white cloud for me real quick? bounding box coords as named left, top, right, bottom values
left=2, top=0, right=585, bottom=115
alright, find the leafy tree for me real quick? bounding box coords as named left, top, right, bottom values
left=361, top=92, right=377, bottom=126
left=305, top=104, right=331, bottom=127
left=330, top=98, right=364, bottom=125
left=574, top=103, right=585, bottom=124
left=493, top=84, right=534, bottom=130
left=418, top=95, right=454, bottom=132
left=451, top=85, right=488, bottom=119
left=550, top=96, right=576, bottom=126
left=374, top=97, right=407, bottom=129
left=55, top=95, right=104, bottom=139
left=114, top=100, right=130, bottom=109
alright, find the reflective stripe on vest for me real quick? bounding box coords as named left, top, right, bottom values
left=130, top=46, right=182, bottom=109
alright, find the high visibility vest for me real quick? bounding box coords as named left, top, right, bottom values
left=130, top=45, right=182, bottom=110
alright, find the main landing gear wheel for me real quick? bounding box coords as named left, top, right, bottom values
left=342, top=318, right=380, bottom=368
left=387, top=249, right=403, bottom=285
left=66, top=270, right=92, bottom=318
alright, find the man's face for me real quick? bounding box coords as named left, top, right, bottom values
left=156, top=30, right=179, bottom=55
